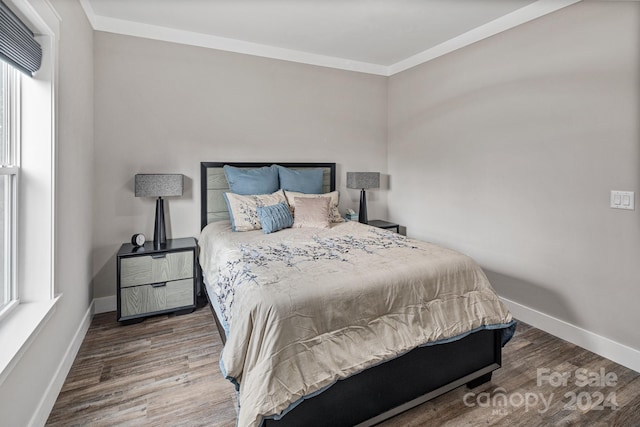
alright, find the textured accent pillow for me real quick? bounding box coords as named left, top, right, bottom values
left=292, top=196, right=331, bottom=229
left=223, top=165, right=279, bottom=195
left=285, top=190, right=344, bottom=223
left=257, top=202, right=294, bottom=234
left=276, top=165, right=324, bottom=194
left=223, top=190, right=288, bottom=231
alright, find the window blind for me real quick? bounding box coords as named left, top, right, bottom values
left=0, top=0, right=41, bottom=76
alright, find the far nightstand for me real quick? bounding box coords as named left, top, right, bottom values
left=368, top=219, right=400, bottom=233
left=117, top=237, right=197, bottom=324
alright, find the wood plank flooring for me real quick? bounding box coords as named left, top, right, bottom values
left=46, top=308, right=640, bottom=426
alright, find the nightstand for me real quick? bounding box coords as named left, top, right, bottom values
left=368, top=219, right=400, bottom=233
left=117, top=237, right=197, bottom=324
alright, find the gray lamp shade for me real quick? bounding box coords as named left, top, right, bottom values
left=135, top=174, right=184, bottom=197
left=346, top=172, right=380, bottom=190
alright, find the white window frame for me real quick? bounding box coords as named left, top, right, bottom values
left=0, top=62, right=20, bottom=321
left=0, top=0, right=59, bottom=386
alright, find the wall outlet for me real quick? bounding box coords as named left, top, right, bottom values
left=610, top=190, right=634, bottom=210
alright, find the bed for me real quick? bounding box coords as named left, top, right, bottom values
left=199, top=161, right=515, bottom=427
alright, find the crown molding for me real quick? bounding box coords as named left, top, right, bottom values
left=79, top=0, right=581, bottom=77
left=389, top=0, right=581, bottom=75
left=78, top=0, right=388, bottom=75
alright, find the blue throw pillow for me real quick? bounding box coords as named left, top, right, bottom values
left=223, top=165, right=279, bottom=195
left=256, top=202, right=294, bottom=234
left=276, top=165, right=323, bottom=194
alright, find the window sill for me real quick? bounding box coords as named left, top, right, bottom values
left=0, top=296, right=60, bottom=386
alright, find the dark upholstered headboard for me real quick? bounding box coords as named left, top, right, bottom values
left=200, top=162, right=336, bottom=230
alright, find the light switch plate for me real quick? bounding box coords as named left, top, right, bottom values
left=610, top=190, right=635, bottom=210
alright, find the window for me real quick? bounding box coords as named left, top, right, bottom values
left=0, top=0, right=56, bottom=384
left=0, top=60, right=18, bottom=319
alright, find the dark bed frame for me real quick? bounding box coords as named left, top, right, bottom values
left=199, top=161, right=504, bottom=427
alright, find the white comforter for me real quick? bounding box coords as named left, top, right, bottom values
left=199, top=220, right=513, bottom=427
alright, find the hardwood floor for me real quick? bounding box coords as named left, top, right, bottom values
left=46, top=308, right=237, bottom=427
left=47, top=308, right=640, bottom=426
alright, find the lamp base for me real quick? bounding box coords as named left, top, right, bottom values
left=154, top=197, right=166, bottom=249
left=358, top=189, right=368, bottom=224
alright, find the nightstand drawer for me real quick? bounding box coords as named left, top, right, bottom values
left=368, top=219, right=400, bottom=233
left=120, top=251, right=193, bottom=288
left=120, top=278, right=194, bottom=317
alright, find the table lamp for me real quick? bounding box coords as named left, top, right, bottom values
left=346, top=172, right=380, bottom=224
left=135, top=174, right=184, bottom=249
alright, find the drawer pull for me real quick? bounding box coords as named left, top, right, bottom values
left=151, top=253, right=167, bottom=259
left=151, top=282, right=167, bottom=288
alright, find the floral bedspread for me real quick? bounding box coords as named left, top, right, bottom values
left=199, top=220, right=513, bottom=427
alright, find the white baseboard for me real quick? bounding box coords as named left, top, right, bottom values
left=94, top=295, right=116, bottom=314
left=501, top=297, right=640, bottom=374
left=29, top=300, right=95, bottom=427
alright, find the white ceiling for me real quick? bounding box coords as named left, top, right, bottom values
left=80, top=0, right=580, bottom=76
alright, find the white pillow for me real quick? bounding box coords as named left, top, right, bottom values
left=224, top=189, right=288, bottom=231
left=292, top=196, right=331, bottom=229
left=285, top=190, right=344, bottom=223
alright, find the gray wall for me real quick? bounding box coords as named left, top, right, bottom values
left=0, top=0, right=94, bottom=424
left=92, top=32, right=388, bottom=299
left=388, top=1, right=640, bottom=350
